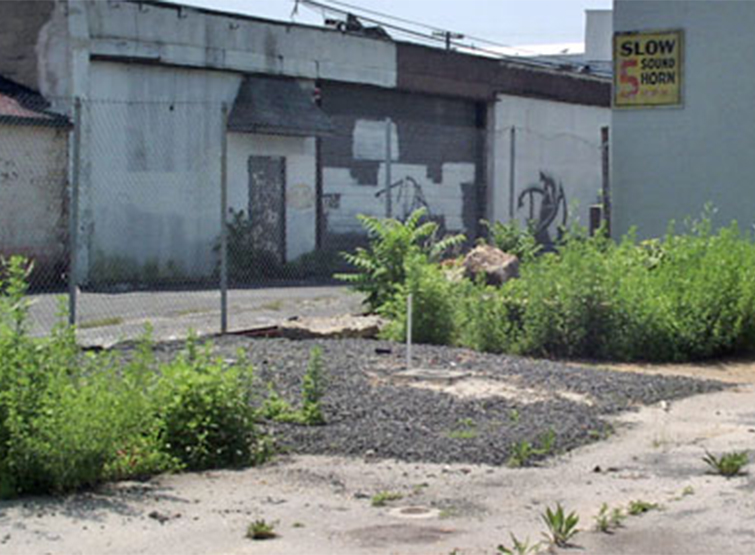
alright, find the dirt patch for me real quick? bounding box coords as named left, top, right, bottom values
left=575, top=353, right=755, bottom=384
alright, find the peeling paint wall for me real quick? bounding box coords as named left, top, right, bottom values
left=320, top=83, right=484, bottom=249
left=0, top=124, right=68, bottom=281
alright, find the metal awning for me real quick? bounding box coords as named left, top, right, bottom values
left=228, top=76, right=334, bottom=137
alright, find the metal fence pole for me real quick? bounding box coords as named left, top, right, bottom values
left=385, top=117, right=392, bottom=218
left=508, top=126, right=516, bottom=221
left=220, top=103, right=229, bottom=334
left=68, top=98, right=82, bottom=326
left=601, top=126, right=611, bottom=237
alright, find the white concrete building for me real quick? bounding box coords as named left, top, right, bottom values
left=0, top=0, right=611, bottom=285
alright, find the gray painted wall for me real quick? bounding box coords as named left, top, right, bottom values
left=612, top=0, right=755, bottom=239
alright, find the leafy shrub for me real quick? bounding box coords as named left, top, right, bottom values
left=0, top=259, right=269, bottom=498
left=455, top=280, right=522, bottom=354
left=464, top=212, right=755, bottom=362
left=154, top=335, right=258, bottom=471
left=338, top=208, right=464, bottom=312
left=379, top=253, right=458, bottom=345
left=345, top=208, right=755, bottom=362
left=482, top=219, right=541, bottom=263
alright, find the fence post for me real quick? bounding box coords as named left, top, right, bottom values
left=220, top=103, right=229, bottom=334
left=385, top=117, right=392, bottom=218
left=601, top=126, right=611, bottom=237
left=68, top=97, right=82, bottom=326
left=508, top=126, right=516, bottom=220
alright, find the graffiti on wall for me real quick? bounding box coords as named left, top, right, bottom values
left=517, top=171, right=568, bottom=246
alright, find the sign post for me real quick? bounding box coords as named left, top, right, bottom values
left=614, top=29, right=683, bottom=108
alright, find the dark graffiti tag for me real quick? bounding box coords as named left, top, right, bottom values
left=517, top=171, right=568, bottom=246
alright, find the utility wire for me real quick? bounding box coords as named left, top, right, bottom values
left=295, top=0, right=594, bottom=71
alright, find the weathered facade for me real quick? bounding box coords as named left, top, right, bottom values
left=0, top=77, right=70, bottom=284
left=0, top=0, right=611, bottom=284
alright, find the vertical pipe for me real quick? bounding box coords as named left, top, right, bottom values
left=68, top=97, right=82, bottom=326
left=385, top=117, right=392, bottom=218
left=601, top=126, right=611, bottom=237
left=406, top=293, right=412, bottom=370
left=220, top=103, right=229, bottom=334
left=508, top=126, right=516, bottom=220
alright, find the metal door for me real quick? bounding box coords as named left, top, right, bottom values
left=248, top=155, right=286, bottom=264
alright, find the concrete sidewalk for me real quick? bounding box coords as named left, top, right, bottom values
left=27, top=285, right=364, bottom=347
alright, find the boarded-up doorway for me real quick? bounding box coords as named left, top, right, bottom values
left=248, top=155, right=286, bottom=263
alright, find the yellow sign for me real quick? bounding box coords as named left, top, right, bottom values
left=613, top=30, right=683, bottom=108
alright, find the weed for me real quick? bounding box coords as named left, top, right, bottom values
left=0, top=260, right=270, bottom=498
left=507, top=430, right=557, bottom=467
left=380, top=252, right=459, bottom=345
left=497, top=533, right=542, bottom=554
left=338, top=207, right=464, bottom=311
left=371, top=491, right=403, bottom=507
left=682, top=485, right=695, bottom=496
left=541, top=503, right=579, bottom=547
left=259, top=347, right=326, bottom=426
left=594, top=503, right=625, bottom=533
left=509, top=409, right=520, bottom=423
left=703, top=450, right=749, bottom=477
left=482, top=219, right=541, bottom=263
left=292, top=522, right=305, bottom=528
left=300, top=346, right=326, bottom=425
left=246, top=519, right=277, bottom=540
left=446, top=418, right=479, bottom=440
left=627, top=500, right=661, bottom=516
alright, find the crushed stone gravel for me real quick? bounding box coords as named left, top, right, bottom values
left=147, top=337, right=727, bottom=467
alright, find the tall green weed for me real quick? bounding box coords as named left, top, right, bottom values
left=0, top=258, right=267, bottom=498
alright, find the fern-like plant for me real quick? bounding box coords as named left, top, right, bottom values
left=337, top=208, right=465, bottom=311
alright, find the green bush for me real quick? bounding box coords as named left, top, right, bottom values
left=352, top=208, right=755, bottom=363
left=338, top=208, right=465, bottom=312
left=153, top=335, right=259, bottom=471
left=380, top=253, right=458, bottom=345
left=0, top=259, right=268, bottom=498
left=455, top=280, right=522, bottom=354
left=482, top=219, right=541, bottom=263
left=489, top=215, right=755, bottom=361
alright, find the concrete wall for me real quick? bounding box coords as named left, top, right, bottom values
left=0, top=0, right=55, bottom=92
left=83, top=61, right=240, bottom=283
left=228, top=133, right=317, bottom=261
left=612, top=0, right=755, bottom=239
left=84, top=0, right=396, bottom=88
left=490, top=94, right=609, bottom=240
left=0, top=124, right=68, bottom=281
left=585, top=10, right=613, bottom=62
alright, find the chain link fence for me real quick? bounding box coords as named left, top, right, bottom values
left=1, top=89, right=607, bottom=346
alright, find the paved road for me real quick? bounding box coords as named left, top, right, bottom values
left=27, top=285, right=364, bottom=347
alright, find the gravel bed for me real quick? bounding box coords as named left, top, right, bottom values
left=150, top=337, right=727, bottom=467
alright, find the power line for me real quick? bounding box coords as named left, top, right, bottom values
left=295, top=0, right=593, bottom=71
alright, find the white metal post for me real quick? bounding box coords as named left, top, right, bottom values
left=68, top=98, right=82, bottom=326
left=406, top=293, right=412, bottom=370
left=385, top=118, right=392, bottom=218
left=220, top=103, right=229, bottom=334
